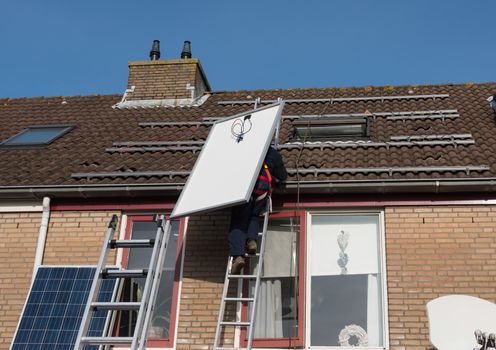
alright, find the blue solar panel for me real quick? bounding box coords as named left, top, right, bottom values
left=11, top=266, right=115, bottom=350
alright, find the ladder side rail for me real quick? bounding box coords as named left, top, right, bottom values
left=130, top=215, right=167, bottom=349
left=74, top=214, right=119, bottom=350
left=246, top=201, right=271, bottom=350
left=138, top=219, right=171, bottom=350
left=213, top=256, right=235, bottom=350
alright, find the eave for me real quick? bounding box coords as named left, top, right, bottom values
left=2, top=177, right=496, bottom=200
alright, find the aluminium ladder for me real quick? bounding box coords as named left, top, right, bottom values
left=213, top=199, right=271, bottom=350
left=74, top=214, right=172, bottom=350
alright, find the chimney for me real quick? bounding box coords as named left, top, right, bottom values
left=120, top=40, right=211, bottom=107
left=181, top=41, right=192, bottom=59
left=149, top=40, right=160, bottom=60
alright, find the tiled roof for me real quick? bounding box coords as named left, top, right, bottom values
left=0, top=82, right=495, bottom=195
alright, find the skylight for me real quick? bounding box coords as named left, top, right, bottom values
left=1, top=125, right=74, bottom=147
left=292, top=116, right=368, bottom=141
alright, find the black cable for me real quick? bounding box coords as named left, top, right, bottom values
left=231, top=115, right=252, bottom=143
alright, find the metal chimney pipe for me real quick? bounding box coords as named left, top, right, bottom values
left=181, top=41, right=192, bottom=59
left=149, top=40, right=161, bottom=60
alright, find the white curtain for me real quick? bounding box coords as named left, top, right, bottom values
left=252, top=227, right=294, bottom=338
left=367, top=274, right=381, bottom=346
left=263, top=229, right=294, bottom=277
left=254, top=280, right=283, bottom=338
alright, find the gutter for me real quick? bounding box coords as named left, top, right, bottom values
left=0, top=183, right=185, bottom=200
left=285, top=178, right=496, bottom=194
left=33, top=197, right=50, bottom=278
left=1, top=178, right=496, bottom=200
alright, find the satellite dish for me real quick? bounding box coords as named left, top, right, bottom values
left=426, top=295, right=496, bottom=350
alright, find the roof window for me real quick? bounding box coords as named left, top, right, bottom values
left=292, top=116, right=368, bottom=141
left=1, top=125, right=74, bottom=147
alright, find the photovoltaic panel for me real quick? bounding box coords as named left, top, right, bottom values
left=11, top=266, right=115, bottom=350
left=171, top=102, right=284, bottom=218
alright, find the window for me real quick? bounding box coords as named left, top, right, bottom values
left=292, top=117, right=368, bottom=141
left=116, top=215, right=183, bottom=348
left=308, top=212, right=387, bottom=348
left=241, top=211, right=306, bottom=348
left=1, top=125, right=74, bottom=147
left=241, top=211, right=387, bottom=349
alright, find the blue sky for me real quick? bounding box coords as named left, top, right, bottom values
left=1, top=0, right=494, bottom=98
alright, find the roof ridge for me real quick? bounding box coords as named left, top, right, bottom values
left=209, top=81, right=496, bottom=95
left=0, top=93, right=123, bottom=102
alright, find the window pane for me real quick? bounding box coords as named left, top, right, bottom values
left=118, top=219, right=179, bottom=339
left=293, top=117, right=367, bottom=141
left=310, top=215, right=383, bottom=347
left=250, top=217, right=300, bottom=339
left=4, top=127, right=70, bottom=145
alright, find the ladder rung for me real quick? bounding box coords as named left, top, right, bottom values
left=81, top=336, right=133, bottom=345
left=109, top=239, right=155, bottom=248
left=102, top=269, right=148, bottom=278
left=220, top=321, right=251, bottom=327
left=91, top=301, right=141, bottom=311
left=224, top=297, right=254, bottom=302
left=228, top=274, right=257, bottom=279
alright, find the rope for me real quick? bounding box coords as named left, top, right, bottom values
left=290, top=96, right=334, bottom=347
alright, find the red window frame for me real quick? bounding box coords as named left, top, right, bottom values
left=119, top=214, right=185, bottom=348
left=240, top=210, right=306, bottom=348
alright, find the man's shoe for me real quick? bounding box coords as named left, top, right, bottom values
left=246, top=240, right=257, bottom=255
left=231, top=256, right=245, bottom=274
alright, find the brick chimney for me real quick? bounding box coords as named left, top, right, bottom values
left=115, top=40, right=211, bottom=108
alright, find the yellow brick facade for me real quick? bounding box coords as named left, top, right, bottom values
left=0, top=210, right=121, bottom=347
left=0, top=212, right=41, bottom=348
left=43, top=210, right=120, bottom=265
left=2, top=205, right=496, bottom=348
left=385, top=206, right=496, bottom=349
left=177, top=212, right=234, bottom=350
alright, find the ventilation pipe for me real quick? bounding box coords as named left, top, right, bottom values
left=181, top=40, right=192, bottom=59
left=149, top=40, right=161, bottom=60
left=488, top=95, right=496, bottom=113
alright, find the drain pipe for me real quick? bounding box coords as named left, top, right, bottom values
left=33, top=197, right=51, bottom=278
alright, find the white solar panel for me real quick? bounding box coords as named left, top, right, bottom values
left=171, top=102, right=284, bottom=218
left=426, top=294, right=496, bottom=350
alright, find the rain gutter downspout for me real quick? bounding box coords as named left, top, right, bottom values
left=33, top=196, right=50, bottom=279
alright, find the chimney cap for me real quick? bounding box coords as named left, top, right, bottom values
left=149, top=40, right=161, bottom=60
left=181, top=41, right=192, bottom=59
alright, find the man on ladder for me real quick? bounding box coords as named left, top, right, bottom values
left=229, top=145, right=287, bottom=274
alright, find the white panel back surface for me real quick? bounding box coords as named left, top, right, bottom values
left=170, top=103, right=283, bottom=218
left=427, top=294, right=496, bottom=350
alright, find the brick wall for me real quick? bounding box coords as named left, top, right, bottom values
left=43, top=210, right=121, bottom=265
left=178, top=205, right=496, bottom=350
left=3, top=205, right=495, bottom=349
left=176, top=211, right=234, bottom=350
left=127, top=59, right=208, bottom=101
left=386, top=206, right=496, bottom=350
left=0, top=212, right=41, bottom=348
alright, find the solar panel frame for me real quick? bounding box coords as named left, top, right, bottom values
left=170, top=102, right=284, bottom=219
left=10, top=265, right=117, bottom=350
